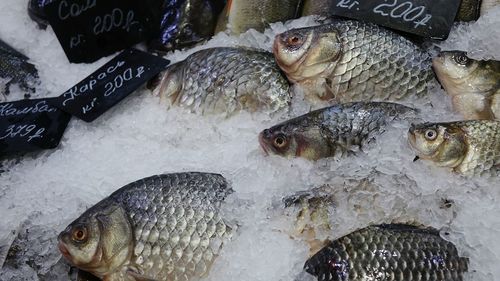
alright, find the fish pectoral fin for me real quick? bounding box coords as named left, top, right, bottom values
left=126, top=270, right=160, bottom=281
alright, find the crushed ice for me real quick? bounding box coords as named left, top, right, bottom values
left=1, top=0, right=500, bottom=280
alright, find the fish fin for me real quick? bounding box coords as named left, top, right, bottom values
left=126, top=270, right=160, bottom=281
left=321, top=79, right=338, bottom=101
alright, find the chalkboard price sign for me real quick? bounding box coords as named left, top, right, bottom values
left=50, top=48, right=170, bottom=122
left=0, top=98, right=71, bottom=156
left=329, top=0, right=461, bottom=39
left=44, top=0, right=162, bottom=63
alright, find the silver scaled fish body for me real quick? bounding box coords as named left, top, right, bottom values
left=304, top=224, right=468, bottom=281
left=273, top=20, right=434, bottom=103
left=433, top=51, right=500, bottom=120
left=58, top=172, right=234, bottom=281
left=215, top=0, right=301, bottom=35
left=259, top=102, right=416, bottom=160
left=409, top=120, right=500, bottom=176
left=153, top=47, right=291, bottom=115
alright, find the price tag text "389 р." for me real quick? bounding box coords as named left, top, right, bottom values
left=330, top=0, right=461, bottom=39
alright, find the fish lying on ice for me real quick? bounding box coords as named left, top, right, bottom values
left=303, top=224, right=469, bottom=281
left=259, top=102, right=416, bottom=160
left=408, top=120, right=500, bottom=176
left=148, top=0, right=226, bottom=53
left=152, top=47, right=291, bottom=115
left=273, top=20, right=434, bottom=103
left=283, top=185, right=336, bottom=256
left=58, top=172, right=235, bottom=281
left=0, top=39, right=39, bottom=101
left=215, top=0, right=301, bottom=35
left=433, top=51, right=500, bottom=120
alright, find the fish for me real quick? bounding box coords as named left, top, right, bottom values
left=273, top=20, right=434, bottom=103
left=58, top=172, right=235, bottom=281
left=152, top=47, right=291, bottom=115
left=283, top=185, right=336, bottom=256
left=148, top=0, right=226, bottom=53
left=215, top=0, right=302, bottom=35
left=408, top=120, right=500, bottom=176
left=259, top=102, right=416, bottom=160
left=303, top=224, right=469, bottom=281
left=0, top=39, right=39, bottom=101
left=433, top=51, right=500, bottom=120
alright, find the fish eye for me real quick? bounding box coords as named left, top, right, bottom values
left=273, top=134, right=288, bottom=148
left=285, top=35, right=303, bottom=47
left=71, top=226, right=88, bottom=243
left=453, top=53, right=470, bottom=66
left=424, top=129, right=437, bottom=141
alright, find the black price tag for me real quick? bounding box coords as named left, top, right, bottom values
left=50, top=49, right=170, bottom=122
left=0, top=98, right=71, bottom=156
left=44, top=0, right=162, bottom=63
left=329, top=0, right=461, bottom=39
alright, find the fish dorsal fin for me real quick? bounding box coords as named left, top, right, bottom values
left=127, top=270, right=160, bottom=281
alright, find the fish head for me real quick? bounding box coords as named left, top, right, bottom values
left=259, top=117, right=329, bottom=160
left=58, top=204, right=133, bottom=278
left=433, top=51, right=487, bottom=96
left=273, top=24, right=342, bottom=83
left=408, top=123, right=467, bottom=168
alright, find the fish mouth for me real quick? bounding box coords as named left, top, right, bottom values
left=58, top=241, right=72, bottom=261
left=258, top=132, right=270, bottom=156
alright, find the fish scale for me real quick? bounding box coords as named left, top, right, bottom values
left=58, top=172, right=234, bottom=281
left=259, top=102, right=416, bottom=160
left=409, top=120, right=500, bottom=176
left=153, top=47, right=291, bottom=115
left=275, top=20, right=433, bottom=103
left=304, top=225, right=468, bottom=281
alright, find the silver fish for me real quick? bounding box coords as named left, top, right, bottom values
left=304, top=224, right=468, bottom=281
left=153, top=47, right=291, bottom=115
left=259, top=102, right=416, bottom=160
left=273, top=20, right=434, bottom=103
left=58, top=172, right=234, bottom=281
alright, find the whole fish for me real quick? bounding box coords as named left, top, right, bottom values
left=408, top=120, right=500, bottom=176
left=304, top=224, right=469, bottom=281
left=433, top=51, right=500, bottom=120
left=273, top=20, right=434, bottom=103
left=152, top=47, right=291, bottom=115
left=259, top=102, right=416, bottom=160
left=148, top=0, right=226, bottom=53
left=215, top=0, right=301, bottom=35
left=0, top=39, right=39, bottom=101
left=58, top=172, right=234, bottom=281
